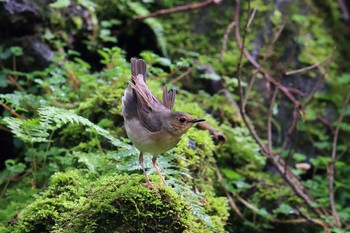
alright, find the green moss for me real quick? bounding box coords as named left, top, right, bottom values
left=4, top=170, right=227, bottom=233
left=0, top=179, right=39, bottom=229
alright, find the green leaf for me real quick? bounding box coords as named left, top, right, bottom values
left=50, top=0, right=71, bottom=8
left=0, top=48, right=11, bottom=59
left=10, top=46, right=23, bottom=56
left=339, top=122, right=350, bottom=131
left=304, top=108, right=317, bottom=121
left=258, top=208, right=269, bottom=217
left=5, top=159, right=26, bottom=175
left=200, top=73, right=221, bottom=81
left=273, top=203, right=293, bottom=215
left=293, top=153, right=306, bottom=162
left=0, top=75, right=8, bottom=87
left=221, top=168, right=243, bottom=181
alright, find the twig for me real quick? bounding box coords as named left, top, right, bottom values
left=243, top=23, right=285, bottom=107
left=317, top=115, right=335, bottom=135
left=335, top=145, right=349, bottom=162
left=296, top=206, right=330, bottom=233
left=7, top=76, right=26, bottom=93
left=198, top=122, right=226, bottom=144
left=303, top=61, right=331, bottom=107
left=168, top=67, right=193, bottom=86
left=220, top=20, right=236, bottom=60
left=234, top=3, right=300, bottom=108
left=285, top=56, right=331, bottom=76
left=263, top=23, right=286, bottom=60
left=246, top=6, right=257, bottom=28
left=233, top=0, right=326, bottom=219
left=286, top=87, right=305, bottom=96
left=216, top=168, right=246, bottom=220
left=267, top=88, right=278, bottom=152
left=1, top=103, right=25, bottom=119
left=133, top=0, right=222, bottom=20
left=233, top=193, right=315, bottom=224
left=338, top=0, right=350, bottom=22
left=328, top=91, right=350, bottom=227
left=235, top=0, right=266, bottom=151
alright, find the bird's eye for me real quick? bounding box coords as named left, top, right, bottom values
left=179, top=117, right=186, bottom=123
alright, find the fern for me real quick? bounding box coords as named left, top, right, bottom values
left=5, top=118, right=49, bottom=143
left=4, top=106, right=212, bottom=227
left=0, top=93, right=22, bottom=106
left=4, top=106, right=129, bottom=149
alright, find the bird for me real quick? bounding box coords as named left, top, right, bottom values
left=122, top=58, right=205, bottom=188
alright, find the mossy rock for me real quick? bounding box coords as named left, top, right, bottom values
left=5, top=170, right=222, bottom=233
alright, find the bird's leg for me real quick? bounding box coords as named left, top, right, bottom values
left=152, top=155, right=168, bottom=186
left=139, top=152, right=153, bottom=188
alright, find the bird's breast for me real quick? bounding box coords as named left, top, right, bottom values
left=124, top=117, right=181, bottom=154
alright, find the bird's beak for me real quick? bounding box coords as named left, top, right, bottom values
left=190, top=118, right=206, bottom=123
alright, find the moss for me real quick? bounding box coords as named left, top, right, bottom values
left=4, top=170, right=227, bottom=233
left=0, top=179, right=39, bottom=230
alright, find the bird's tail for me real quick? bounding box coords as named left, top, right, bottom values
left=130, top=58, right=146, bottom=82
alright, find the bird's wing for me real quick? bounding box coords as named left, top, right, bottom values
left=129, top=59, right=167, bottom=132
left=162, top=86, right=176, bottom=110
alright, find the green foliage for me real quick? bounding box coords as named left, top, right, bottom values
left=1, top=0, right=350, bottom=232
left=0, top=45, right=228, bottom=231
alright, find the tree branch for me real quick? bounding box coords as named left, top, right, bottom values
left=233, top=0, right=327, bottom=220
left=133, top=0, right=222, bottom=20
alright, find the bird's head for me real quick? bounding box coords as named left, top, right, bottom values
left=161, top=111, right=205, bottom=136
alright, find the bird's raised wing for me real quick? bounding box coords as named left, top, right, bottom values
left=162, top=86, right=176, bottom=110
left=129, top=59, right=169, bottom=132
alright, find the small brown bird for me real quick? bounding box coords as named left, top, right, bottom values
left=122, top=58, right=205, bottom=188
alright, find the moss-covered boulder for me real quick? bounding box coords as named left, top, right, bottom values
left=5, top=170, right=226, bottom=233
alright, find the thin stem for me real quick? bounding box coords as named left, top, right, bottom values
left=133, top=0, right=221, bottom=20
left=328, top=91, right=350, bottom=227
left=220, top=20, right=236, bottom=60
left=285, top=56, right=331, bottom=76
left=235, top=0, right=266, bottom=151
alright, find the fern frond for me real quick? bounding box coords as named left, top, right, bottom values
left=38, top=106, right=129, bottom=149
left=4, top=117, right=49, bottom=143
left=4, top=106, right=129, bottom=149
left=0, top=93, right=22, bottom=106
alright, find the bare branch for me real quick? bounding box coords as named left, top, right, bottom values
left=167, top=67, right=193, bottom=86
left=234, top=0, right=266, bottom=150
left=198, top=122, right=226, bottom=144
left=220, top=20, right=236, bottom=60
left=285, top=56, right=331, bottom=76
left=1, top=103, right=25, bottom=119
left=233, top=0, right=328, bottom=220
left=328, top=91, right=350, bottom=227
left=234, top=2, right=300, bottom=107
left=243, top=23, right=285, bottom=107
left=338, top=0, right=350, bottom=22
left=216, top=168, right=246, bottom=220
left=133, top=0, right=222, bottom=20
